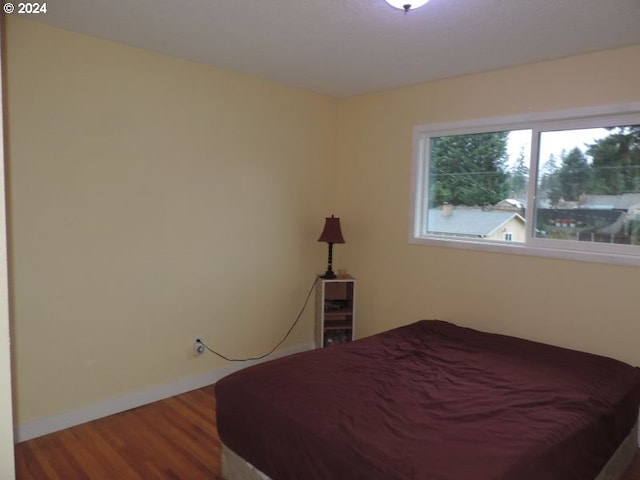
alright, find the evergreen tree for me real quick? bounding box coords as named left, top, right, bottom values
left=587, top=126, right=640, bottom=194
left=538, top=153, right=562, bottom=205
left=539, top=154, right=562, bottom=206
left=557, top=147, right=592, bottom=201
left=508, top=148, right=528, bottom=198
left=430, top=132, right=509, bottom=206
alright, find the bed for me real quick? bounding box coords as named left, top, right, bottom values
left=215, top=320, right=640, bottom=480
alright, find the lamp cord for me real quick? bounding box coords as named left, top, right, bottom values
left=197, top=276, right=319, bottom=362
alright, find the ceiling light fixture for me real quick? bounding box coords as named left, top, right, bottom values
left=385, top=0, right=430, bottom=13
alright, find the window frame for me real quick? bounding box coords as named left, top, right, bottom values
left=410, top=102, right=640, bottom=267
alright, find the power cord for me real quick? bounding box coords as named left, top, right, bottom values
left=196, top=276, right=319, bottom=362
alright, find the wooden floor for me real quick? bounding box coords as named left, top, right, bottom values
left=15, top=385, right=221, bottom=480
left=14, top=385, right=640, bottom=479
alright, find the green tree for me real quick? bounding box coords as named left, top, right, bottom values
left=539, top=154, right=562, bottom=205
left=557, top=147, right=592, bottom=201
left=587, top=126, right=640, bottom=194
left=430, top=132, right=509, bottom=206
left=508, top=148, right=528, bottom=198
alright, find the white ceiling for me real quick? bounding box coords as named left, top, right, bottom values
left=30, top=0, right=640, bottom=98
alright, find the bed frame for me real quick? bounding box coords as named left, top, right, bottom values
left=221, top=422, right=639, bottom=480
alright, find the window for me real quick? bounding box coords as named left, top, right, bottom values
left=411, top=103, right=640, bottom=265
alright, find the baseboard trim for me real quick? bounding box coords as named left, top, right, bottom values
left=16, top=342, right=314, bottom=443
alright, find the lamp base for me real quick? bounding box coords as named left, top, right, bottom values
left=320, top=243, right=337, bottom=279
left=320, top=271, right=337, bottom=279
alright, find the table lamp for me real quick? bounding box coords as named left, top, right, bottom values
left=318, top=215, right=345, bottom=279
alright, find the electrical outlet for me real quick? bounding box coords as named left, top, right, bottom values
left=194, top=337, right=205, bottom=356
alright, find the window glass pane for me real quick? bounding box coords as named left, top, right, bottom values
left=534, top=125, right=640, bottom=245
left=425, top=130, right=529, bottom=242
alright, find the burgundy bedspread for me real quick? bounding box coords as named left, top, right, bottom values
left=215, top=320, right=640, bottom=480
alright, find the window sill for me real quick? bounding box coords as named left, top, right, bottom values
left=409, top=235, right=640, bottom=268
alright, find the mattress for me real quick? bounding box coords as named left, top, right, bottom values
left=215, top=320, right=640, bottom=480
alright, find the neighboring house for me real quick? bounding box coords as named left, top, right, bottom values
left=575, top=194, right=640, bottom=243
left=533, top=193, right=640, bottom=243
left=494, top=198, right=525, bottom=211
left=427, top=206, right=526, bottom=242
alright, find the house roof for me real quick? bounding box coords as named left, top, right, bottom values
left=579, top=194, right=640, bottom=210
left=428, top=208, right=525, bottom=238
left=28, top=0, right=640, bottom=97
left=495, top=199, right=525, bottom=209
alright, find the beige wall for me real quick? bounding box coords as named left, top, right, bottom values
left=5, top=18, right=336, bottom=424
left=336, top=45, right=640, bottom=367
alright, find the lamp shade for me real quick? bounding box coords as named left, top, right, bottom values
left=318, top=215, right=345, bottom=244
left=385, top=0, right=430, bottom=11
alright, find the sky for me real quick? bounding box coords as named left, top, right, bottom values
left=507, top=128, right=609, bottom=171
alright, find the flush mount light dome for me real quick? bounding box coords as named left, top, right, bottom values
left=385, top=0, right=430, bottom=12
